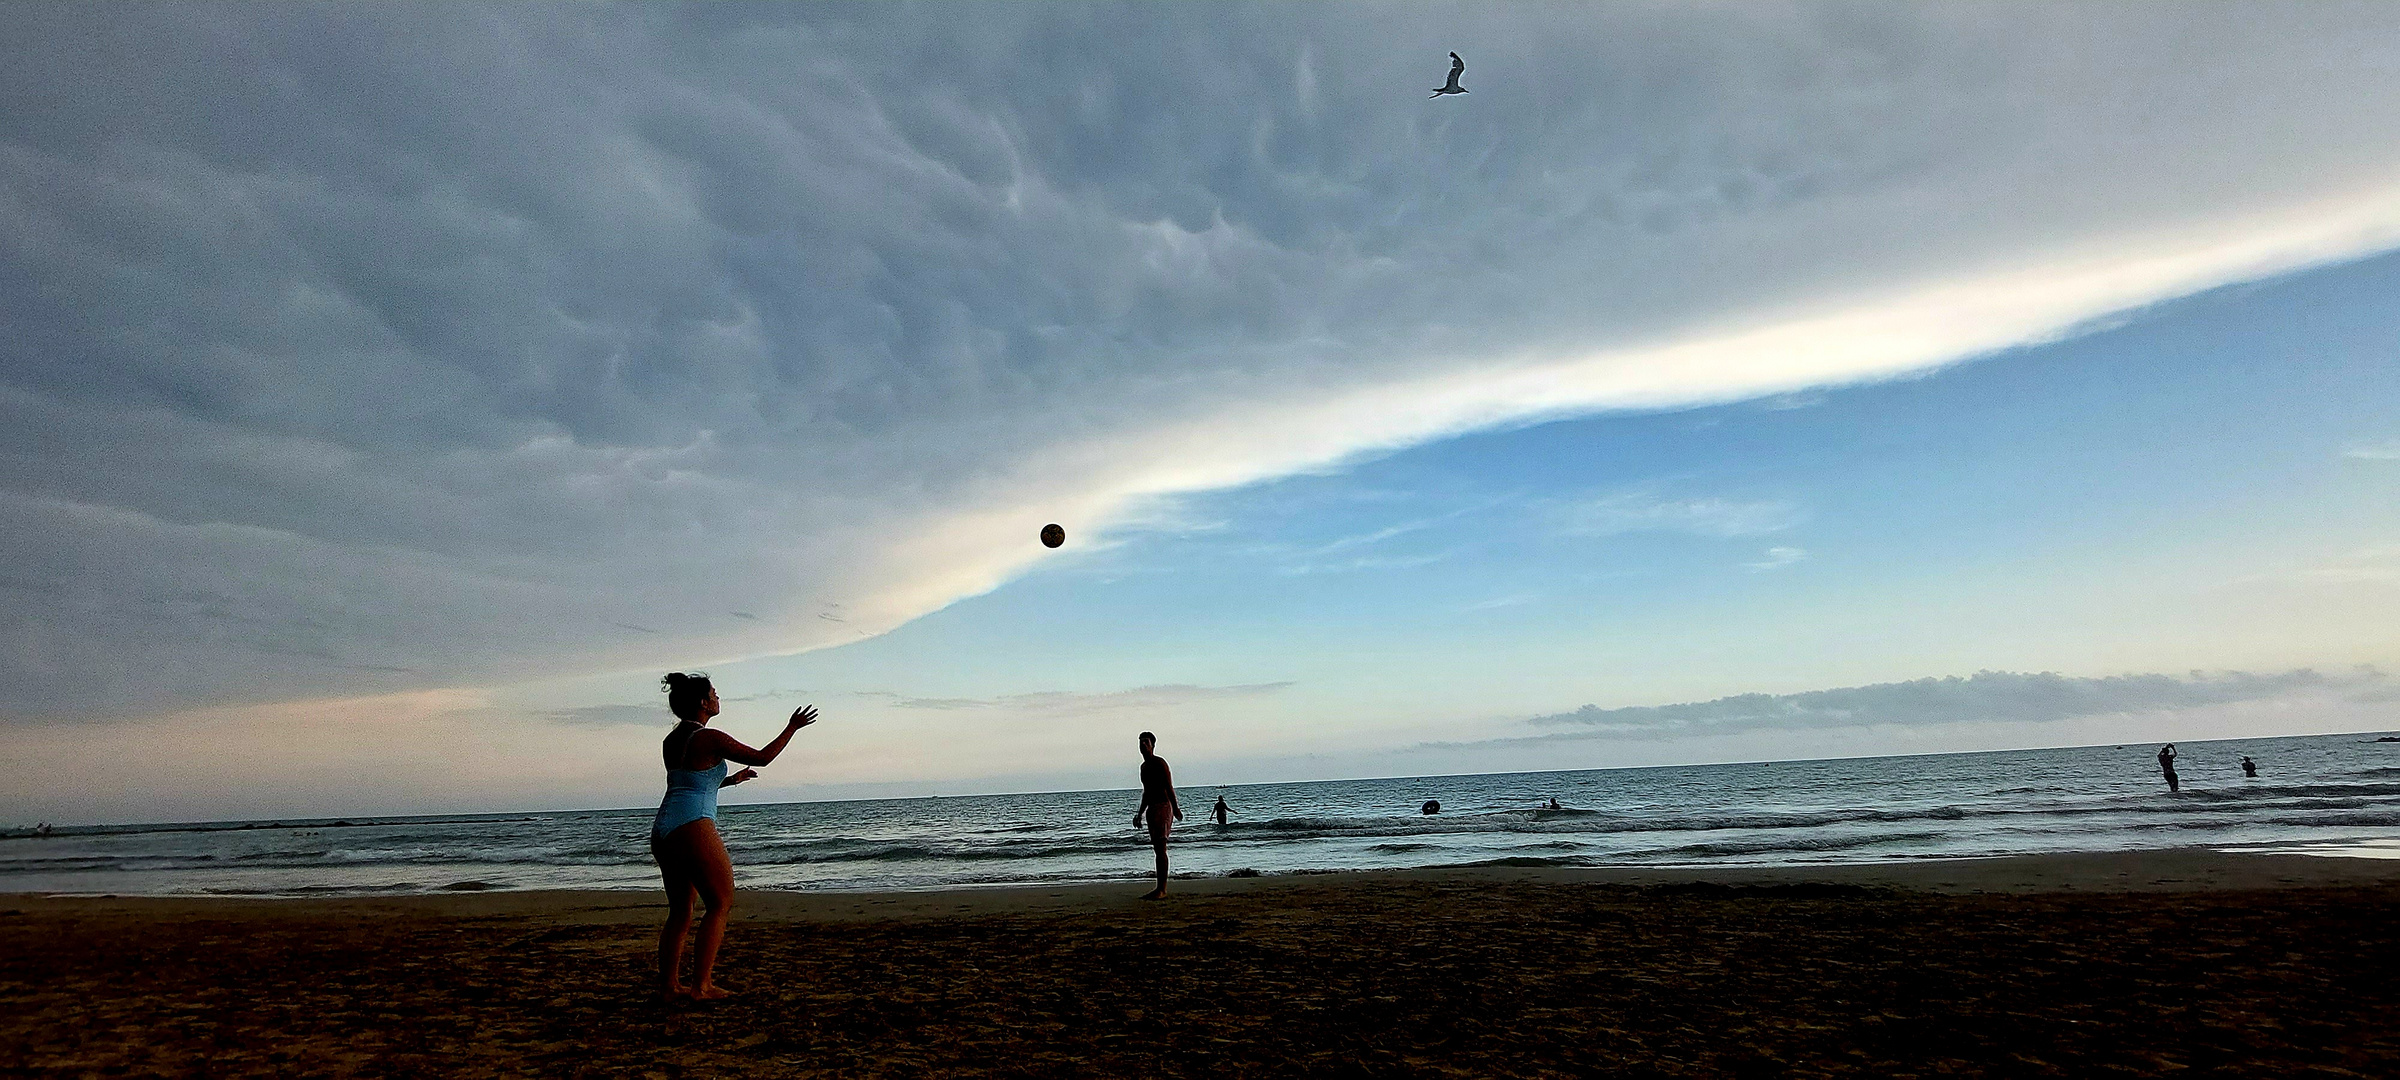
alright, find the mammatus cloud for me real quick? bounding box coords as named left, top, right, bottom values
left=1442, top=668, right=2394, bottom=746
left=6, top=4, right=2400, bottom=719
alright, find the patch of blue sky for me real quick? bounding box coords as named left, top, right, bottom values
left=752, top=248, right=2400, bottom=723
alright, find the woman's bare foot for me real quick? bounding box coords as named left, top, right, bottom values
left=660, top=985, right=692, bottom=1004
left=1140, top=887, right=1166, bottom=900
left=691, top=982, right=735, bottom=1001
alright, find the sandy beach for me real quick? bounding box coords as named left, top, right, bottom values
left=4, top=849, right=2397, bottom=1077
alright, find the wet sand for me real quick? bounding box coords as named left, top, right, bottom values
left=4, top=849, right=2397, bottom=1077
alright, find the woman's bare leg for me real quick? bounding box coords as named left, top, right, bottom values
left=655, top=842, right=698, bottom=999
left=685, top=820, right=738, bottom=999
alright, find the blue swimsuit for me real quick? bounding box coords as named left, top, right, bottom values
left=652, top=724, right=727, bottom=842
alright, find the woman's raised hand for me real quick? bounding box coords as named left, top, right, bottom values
left=789, top=705, right=819, bottom=729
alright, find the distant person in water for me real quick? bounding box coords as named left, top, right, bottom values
left=2241, top=755, right=2258, bottom=778
left=650, top=672, right=818, bottom=1001
left=1546, top=798, right=1562, bottom=811
left=1133, top=732, right=1183, bottom=899
left=1213, top=793, right=1231, bottom=826
left=2158, top=743, right=2179, bottom=792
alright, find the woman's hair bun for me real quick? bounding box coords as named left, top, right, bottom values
left=661, top=672, right=713, bottom=721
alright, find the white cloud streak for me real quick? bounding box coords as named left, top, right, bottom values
left=1560, top=493, right=1804, bottom=539
left=1746, top=546, right=1809, bottom=572
left=2291, top=545, right=2400, bottom=585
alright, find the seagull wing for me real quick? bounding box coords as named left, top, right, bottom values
left=1442, top=53, right=1465, bottom=92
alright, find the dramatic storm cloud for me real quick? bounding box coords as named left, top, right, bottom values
left=6, top=3, right=2400, bottom=721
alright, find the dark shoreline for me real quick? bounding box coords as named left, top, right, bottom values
left=7, top=846, right=2397, bottom=917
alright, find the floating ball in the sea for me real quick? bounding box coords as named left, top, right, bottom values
left=1421, top=800, right=1440, bottom=815
left=1040, top=523, right=1065, bottom=548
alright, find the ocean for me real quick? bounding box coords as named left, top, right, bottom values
left=6, top=731, right=2397, bottom=897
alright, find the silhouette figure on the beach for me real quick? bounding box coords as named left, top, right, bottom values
left=2157, top=744, right=2179, bottom=792
left=649, top=672, right=818, bottom=1002
left=2241, top=755, right=2258, bottom=778
left=1134, top=732, right=1182, bottom=899
left=1213, top=794, right=1231, bottom=826
left=1431, top=52, right=1467, bottom=98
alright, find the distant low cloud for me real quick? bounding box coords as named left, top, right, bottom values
left=543, top=703, right=668, bottom=728
left=2343, top=442, right=2400, bottom=460
left=2290, top=545, right=2400, bottom=585
left=543, top=680, right=810, bottom=726
left=857, top=682, right=1296, bottom=716
left=1436, top=668, right=2390, bottom=746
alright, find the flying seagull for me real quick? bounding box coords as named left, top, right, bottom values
left=1430, top=52, right=1467, bottom=98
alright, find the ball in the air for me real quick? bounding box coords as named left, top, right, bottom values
left=1040, top=523, right=1065, bottom=548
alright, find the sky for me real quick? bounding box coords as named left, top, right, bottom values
left=2, top=3, right=2398, bottom=823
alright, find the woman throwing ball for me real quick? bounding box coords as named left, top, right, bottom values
left=652, top=672, right=817, bottom=1001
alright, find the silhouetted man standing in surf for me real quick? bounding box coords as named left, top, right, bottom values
left=1133, top=731, right=1183, bottom=899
